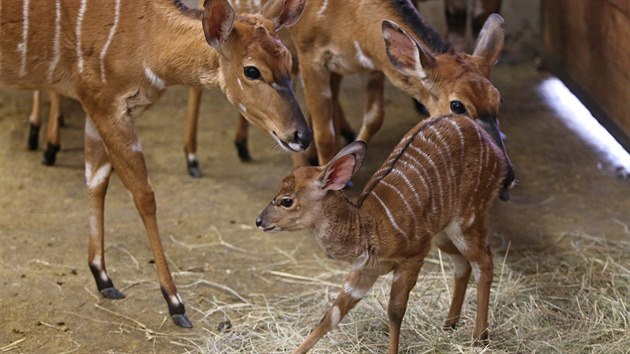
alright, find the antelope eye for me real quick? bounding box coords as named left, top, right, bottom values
left=450, top=100, right=466, bottom=114
left=280, top=197, right=293, bottom=208
left=244, top=66, right=261, bottom=80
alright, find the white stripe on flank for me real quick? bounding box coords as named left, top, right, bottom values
left=317, top=0, right=329, bottom=17
left=144, top=65, right=165, bottom=89
left=399, top=158, right=433, bottom=210
left=424, top=128, right=456, bottom=212
left=381, top=181, right=417, bottom=233
left=354, top=41, right=374, bottom=69
left=391, top=169, right=421, bottom=207
left=17, top=0, right=30, bottom=76
left=99, top=0, right=121, bottom=82
left=371, top=190, right=407, bottom=237
left=447, top=119, right=466, bottom=162
left=48, top=0, right=62, bottom=81
left=411, top=145, right=445, bottom=212
left=76, top=0, right=88, bottom=74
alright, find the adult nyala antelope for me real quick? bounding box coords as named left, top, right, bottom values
left=288, top=2, right=513, bottom=191
left=184, top=0, right=515, bottom=194
left=257, top=115, right=508, bottom=352
left=0, top=0, right=310, bottom=327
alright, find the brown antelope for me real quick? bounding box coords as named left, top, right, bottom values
left=1, top=0, right=310, bottom=327
left=285, top=0, right=511, bottom=177
left=27, top=91, right=63, bottom=165
left=257, top=114, right=508, bottom=353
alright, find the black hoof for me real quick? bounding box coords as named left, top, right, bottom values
left=42, top=144, right=60, bottom=166
left=235, top=141, right=252, bottom=162
left=28, top=124, right=40, bottom=150
left=187, top=160, right=202, bottom=178
left=340, top=128, right=356, bottom=144
left=413, top=99, right=430, bottom=116
left=499, top=187, right=510, bottom=201
left=473, top=334, right=490, bottom=346
left=172, top=313, right=193, bottom=328
left=443, top=322, right=458, bottom=331
left=100, top=287, right=126, bottom=299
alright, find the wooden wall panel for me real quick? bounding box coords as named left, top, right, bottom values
left=543, top=0, right=630, bottom=144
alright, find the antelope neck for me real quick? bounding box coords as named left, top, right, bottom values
left=313, top=191, right=369, bottom=263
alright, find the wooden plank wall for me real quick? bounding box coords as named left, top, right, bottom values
left=543, top=0, right=630, bottom=144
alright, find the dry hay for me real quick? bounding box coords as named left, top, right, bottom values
left=88, top=229, right=629, bottom=354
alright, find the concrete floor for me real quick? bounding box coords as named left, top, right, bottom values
left=1, top=62, right=629, bottom=352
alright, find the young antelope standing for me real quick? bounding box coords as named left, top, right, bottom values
left=257, top=114, right=508, bottom=353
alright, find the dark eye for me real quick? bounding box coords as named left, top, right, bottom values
left=450, top=100, right=466, bottom=114
left=244, top=66, right=261, bottom=80
left=280, top=197, right=293, bottom=208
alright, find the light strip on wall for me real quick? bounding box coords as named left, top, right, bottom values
left=538, top=77, right=630, bottom=176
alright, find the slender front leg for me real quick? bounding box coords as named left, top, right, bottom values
left=357, top=71, right=385, bottom=142
left=299, top=62, right=336, bottom=165
left=387, top=260, right=423, bottom=354
left=87, top=109, right=191, bottom=328
left=185, top=86, right=202, bottom=178
left=84, top=116, right=121, bottom=299
left=28, top=91, right=42, bottom=150
left=330, top=73, right=355, bottom=144
left=234, top=114, right=252, bottom=162
left=43, top=91, right=62, bottom=166
left=293, top=271, right=379, bottom=354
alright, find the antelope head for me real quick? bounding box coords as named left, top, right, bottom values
left=202, top=0, right=311, bottom=152
left=256, top=141, right=367, bottom=232
left=382, top=14, right=515, bottom=199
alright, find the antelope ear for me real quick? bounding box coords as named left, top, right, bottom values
left=261, top=0, right=306, bottom=30
left=202, top=0, right=236, bottom=51
left=472, top=13, right=505, bottom=67
left=318, top=141, right=367, bottom=191
left=382, top=20, right=436, bottom=80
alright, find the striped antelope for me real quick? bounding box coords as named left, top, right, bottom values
left=0, top=0, right=310, bottom=327
left=282, top=1, right=510, bottom=169
left=184, top=0, right=365, bottom=173
left=256, top=115, right=508, bottom=352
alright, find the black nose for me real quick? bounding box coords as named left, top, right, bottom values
left=255, top=217, right=262, bottom=227
left=295, top=128, right=312, bottom=150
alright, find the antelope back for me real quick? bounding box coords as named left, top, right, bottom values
left=358, top=115, right=506, bottom=246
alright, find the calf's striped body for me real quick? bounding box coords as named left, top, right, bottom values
left=257, top=114, right=507, bottom=353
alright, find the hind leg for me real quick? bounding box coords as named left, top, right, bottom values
left=42, top=91, right=62, bottom=166
left=28, top=91, right=42, bottom=150
left=434, top=234, right=472, bottom=329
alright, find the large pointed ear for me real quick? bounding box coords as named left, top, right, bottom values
left=261, top=0, right=306, bottom=30
left=202, top=0, right=236, bottom=51
left=472, top=13, right=505, bottom=67
left=382, top=20, right=437, bottom=80
left=318, top=141, right=367, bottom=191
